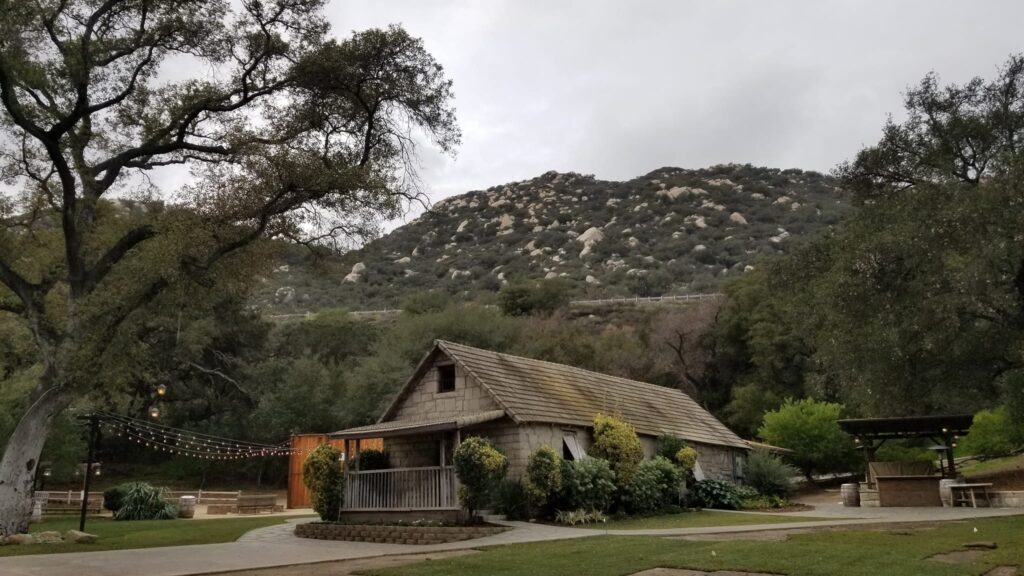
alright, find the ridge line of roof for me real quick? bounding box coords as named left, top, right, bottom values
left=437, top=339, right=702, bottom=400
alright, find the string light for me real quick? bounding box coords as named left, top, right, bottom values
left=96, top=411, right=305, bottom=461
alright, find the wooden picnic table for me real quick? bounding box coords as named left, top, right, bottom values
left=949, top=483, right=993, bottom=508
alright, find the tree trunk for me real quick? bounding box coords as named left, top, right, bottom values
left=0, top=386, right=65, bottom=536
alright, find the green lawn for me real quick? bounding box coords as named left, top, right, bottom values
left=372, top=515, right=1024, bottom=576
left=0, top=516, right=292, bottom=557
left=961, top=453, right=1024, bottom=478
left=578, top=510, right=828, bottom=530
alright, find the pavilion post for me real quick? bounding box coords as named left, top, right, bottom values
left=945, top=437, right=956, bottom=479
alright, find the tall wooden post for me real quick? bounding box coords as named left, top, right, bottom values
left=78, top=414, right=100, bottom=532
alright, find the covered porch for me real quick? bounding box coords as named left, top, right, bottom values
left=332, top=410, right=506, bottom=515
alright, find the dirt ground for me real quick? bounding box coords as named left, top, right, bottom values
left=195, top=550, right=477, bottom=576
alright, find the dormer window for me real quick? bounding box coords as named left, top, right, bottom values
left=437, top=364, right=456, bottom=393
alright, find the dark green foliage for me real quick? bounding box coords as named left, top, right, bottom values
left=523, top=446, right=562, bottom=515
left=112, top=483, right=177, bottom=521
left=303, top=444, right=344, bottom=521
left=836, top=54, right=1024, bottom=200
left=352, top=449, right=390, bottom=471
left=453, top=437, right=508, bottom=518
left=401, top=291, right=452, bottom=315
left=744, top=450, right=796, bottom=497
left=655, top=435, right=688, bottom=461
left=494, top=479, right=530, bottom=521
left=498, top=279, right=571, bottom=317
left=103, top=485, right=128, bottom=513
left=560, top=457, right=617, bottom=513
left=759, top=399, right=859, bottom=479
left=624, top=456, right=682, bottom=514
left=689, top=479, right=742, bottom=510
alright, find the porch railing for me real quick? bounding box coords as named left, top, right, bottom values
left=344, top=466, right=457, bottom=511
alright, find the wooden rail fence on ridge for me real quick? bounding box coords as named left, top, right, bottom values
left=268, top=293, right=723, bottom=321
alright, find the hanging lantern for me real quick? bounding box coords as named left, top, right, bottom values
left=149, top=406, right=160, bottom=419
left=156, top=384, right=168, bottom=397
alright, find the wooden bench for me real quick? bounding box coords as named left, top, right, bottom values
left=235, top=494, right=277, bottom=515
left=950, top=483, right=994, bottom=508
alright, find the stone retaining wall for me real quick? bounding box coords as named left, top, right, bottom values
left=991, top=491, right=1024, bottom=508
left=294, top=522, right=507, bottom=545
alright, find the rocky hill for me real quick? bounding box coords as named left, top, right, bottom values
left=256, top=164, right=849, bottom=312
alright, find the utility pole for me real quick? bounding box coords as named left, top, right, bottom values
left=78, top=414, right=100, bottom=532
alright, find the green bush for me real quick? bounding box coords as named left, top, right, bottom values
left=454, top=436, right=508, bottom=518
left=758, top=398, right=859, bottom=479
left=103, top=485, right=127, bottom=513
left=523, top=446, right=562, bottom=514
left=624, top=456, right=682, bottom=514
left=498, top=279, right=571, bottom=317
left=112, top=482, right=177, bottom=521
left=352, top=448, right=390, bottom=471
left=689, top=479, right=741, bottom=510
left=561, top=457, right=617, bottom=513
left=590, top=414, right=644, bottom=488
left=963, top=406, right=1024, bottom=458
left=554, top=508, right=608, bottom=526
left=494, top=479, right=530, bottom=521
left=745, top=449, right=797, bottom=497
left=675, top=446, right=699, bottom=474
left=655, top=434, right=688, bottom=461
left=303, top=443, right=344, bottom=521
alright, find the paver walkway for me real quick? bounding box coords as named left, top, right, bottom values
left=1, top=506, right=1020, bottom=576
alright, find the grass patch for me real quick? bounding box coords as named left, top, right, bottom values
left=371, top=515, right=1024, bottom=576
left=0, top=516, right=291, bottom=557
left=578, top=509, right=827, bottom=530
left=961, top=453, right=1024, bottom=477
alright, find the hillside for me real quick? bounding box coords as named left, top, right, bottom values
left=255, top=164, right=850, bottom=313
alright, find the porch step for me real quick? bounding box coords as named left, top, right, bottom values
left=481, top=513, right=507, bottom=523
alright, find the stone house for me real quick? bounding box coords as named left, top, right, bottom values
left=331, top=340, right=749, bottom=519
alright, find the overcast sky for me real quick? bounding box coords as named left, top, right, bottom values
left=325, top=0, right=1024, bottom=223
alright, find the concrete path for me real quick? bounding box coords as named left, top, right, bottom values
left=1, top=507, right=1020, bottom=576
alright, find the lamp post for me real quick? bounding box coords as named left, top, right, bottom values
left=77, top=414, right=101, bottom=532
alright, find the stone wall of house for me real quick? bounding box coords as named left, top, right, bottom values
left=391, top=355, right=501, bottom=421
left=692, top=442, right=739, bottom=482
left=464, top=421, right=528, bottom=477
left=384, top=434, right=443, bottom=469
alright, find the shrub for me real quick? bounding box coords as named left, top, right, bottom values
left=352, top=448, right=390, bottom=471
left=745, top=450, right=797, bottom=497
left=758, top=398, right=859, bottom=479
left=590, top=414, right=644, bottom=488
left=742, top=494, right=791, bottom=510
left=963, top=406, right=1024, bottom=458
left=524, top=446, right=562, bottom=513
left=112, top=482, right=177, bottom=521
left=494, top=479, right=530, bottom=520
left=561, top=457, right=617, bottom=513
left=454, top=436, right=508, bottom=518
left=675, top=446, right=699, bottom=474
left=498, top=279, right=571, bottom=317
left=554, top=508, right=608, bottom=526
left=103, top=485, right=127, bottom=513
left=303, top=443, right=345, bottom=521
left=689, top=479, right=741, bottom=510
left=625, top=456, right=682, bottom=514
left=655, top=435, right=688, bottom=461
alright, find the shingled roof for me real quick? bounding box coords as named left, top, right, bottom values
left=381, top=340, right=748, bottom=450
